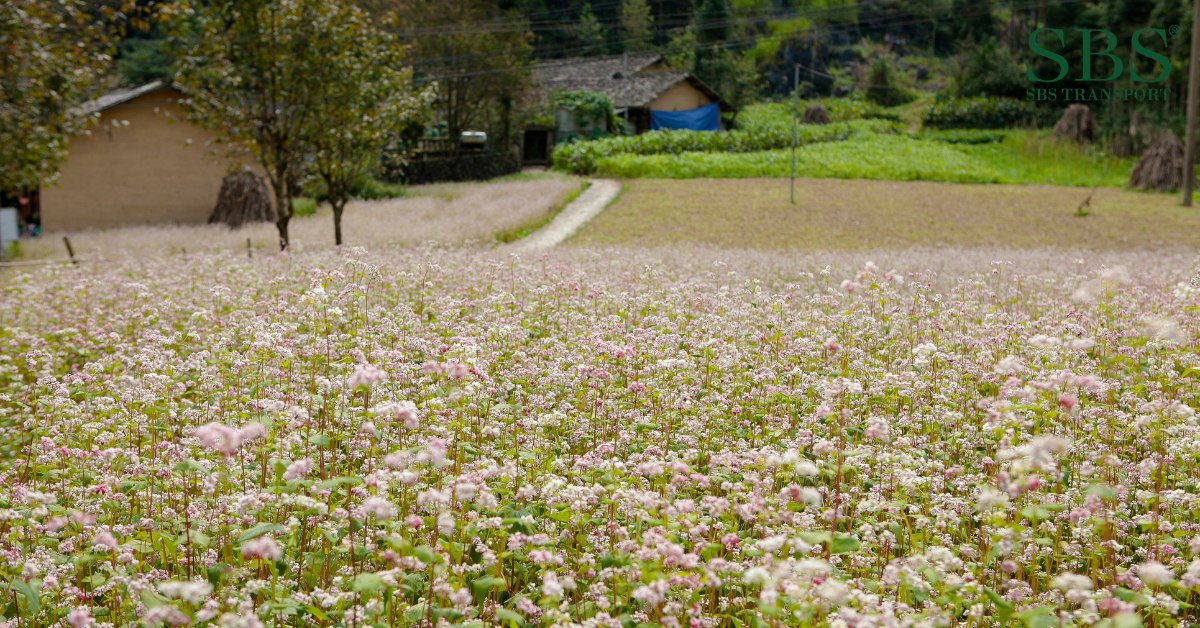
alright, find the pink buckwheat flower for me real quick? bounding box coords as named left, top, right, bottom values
left=91, top=530, right=118, bottom=552
left=67, top=608, right=93, bottom=628
left=195, top=422, right=241, bottom=456
left=241, top=536, right=282, bottom=561
left=348, top=363, right=387, bottom=389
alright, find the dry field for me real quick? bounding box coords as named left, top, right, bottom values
left=570, top=178, right=1200, bottom=251
left=17, top=176, right=582, bottom=260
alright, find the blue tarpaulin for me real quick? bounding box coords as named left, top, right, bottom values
left=649, top=102, right=719, bottom=131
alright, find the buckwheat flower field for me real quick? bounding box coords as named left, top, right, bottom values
left=2, top=246, right=1200, bottom=627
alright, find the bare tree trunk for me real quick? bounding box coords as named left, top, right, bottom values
left=269, top=174, right=291, bottom=251
left=333, top=200, right=346, bottom=246
left=277, top=214, right=290, bottom=251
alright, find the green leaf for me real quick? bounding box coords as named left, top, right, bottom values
left=984, top=587, right=1013, bottom=624
left=238, top=522, right=287, bottom=544
left=1112, top=613, right=1143, bottom=628
left=495, top=608, right=524, bottom=627
left=305, top=605, right=330, bottom=621
left=207, top=563, right=232, bottom=589
left=797, top=531, right=832, bottom=545
left=10, top=579, right=39, bottom=615
left=400, top=574, right=425, bottom=598
left=829, top=534, right=861, bottom=554
left=352, top=572, right=385, bottom=594
left=1086, top=483, right=1116, bottom=501
left=471, top=576, right=505, bottom=601
left=139, top=588, right=167, bottom=610
left=176, top=530, right=211, bottom=549
left=403, top=604, right=427, bottom=623
left=173, top=459, right=206, bottom=475
left=1019, top=505, right=1053, bottom=521
left=548, top=508, right=573, bottom=523
left=1016, top=606, right=1058, bottom=628
left=316, top=476, right=362, bottom=491
left=1114, top=587, right=1149, bottom=606
left=413, top=545, right=437, bottom=564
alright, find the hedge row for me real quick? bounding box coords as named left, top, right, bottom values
left=550, top=118, right=902, bottom=175
left=921, top=97, right=1035, bottom=130
left=384, top=151, right=521, bottom=185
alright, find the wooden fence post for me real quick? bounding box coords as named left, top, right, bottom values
left=62, top=237, right=78, bottom=266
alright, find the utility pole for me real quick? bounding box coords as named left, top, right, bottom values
left=791, top=63, right=799, bottom=205
left=1185, top=0, right=1200, bottom=206
left=623, top=51, right=630, bottom=133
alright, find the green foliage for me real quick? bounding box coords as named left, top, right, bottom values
left=552, top=90, right=616, bottom=127
left=396, top=0, right=533, bottom=145
left=918, top=129, right=1008, bottom=144
left=663, top=24, right=697, bottom=70
left=176, top=0, right=339, bottom=249
left=551, top=119, right=903, bottom=174
left=620, top=0, right=654, bottom=53
left=574, top=2, right=607, bottom=54
left=922, top=97, right=1034, bottom=130
left=736, top=99, right=902, bottom=133
left=302, top=4, right=431, bottom=245
left=292, top=197, right=318, bottom=217
left=0, top=0, right=116, bottom=195
left=176, top=0, right=429, bottom=248
left=954, top=38, right=1025, bottom=100
left=303, top=174, right=407, bottom=203
left=589, top=130, right=1132, bottom=188
left=115, top=38, right=174, bottom=87
left=865, top=56, right=915, bottom=107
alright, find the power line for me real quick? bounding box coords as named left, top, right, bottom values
left=407, top=0, right=1075, bottom=84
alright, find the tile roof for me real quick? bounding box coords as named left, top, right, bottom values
left=78, top=81, right=171, bottom=115
left=532, top=55, right=731, bottom=110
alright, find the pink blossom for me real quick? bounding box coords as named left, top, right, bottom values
left=67, top=608, right=93, bottom=628
left=241, top=536, right=282, bottom=561
left=91, top=530, right=118, bottom=552
left=283, top=459, right=312, bottom=480
left=348, top=363, right=387, bottom=389
left=195, top=422, right=241, bottom=456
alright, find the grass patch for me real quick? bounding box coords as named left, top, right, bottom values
left=736, top=99, right=903, bottom=130
left=494, top=179, right=591, bottom=244
left=492, top=170, right=570, bottom=182
left=592, top=130, right=1133, bottom=188
left=292, top=197, right=318, bottom=217
left=570, top=178, right=1200, bottom=251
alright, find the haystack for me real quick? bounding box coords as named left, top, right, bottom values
left=1052, top=104, right=1096, bottom=143
left=801, top=103, right=831, bottom=125
left=208, top=169, right=275, bottom=228
left=1129, top=132, right=1193, bottom=192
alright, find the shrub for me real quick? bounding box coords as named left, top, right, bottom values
left=551, top=118, right=902, bottom=174
left=955, top=38, right=1026, bottom=100
left=918, top=129, right=1010, bottom=144
left=291, top=196, right=317, bottom=216
left=865, top=57, right=915, bottom=107
left=303, top=173, right=407, bottom=202
left=390, top=151, right=522, bottom=185
left=922, top=97, right=1034, bottom=129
